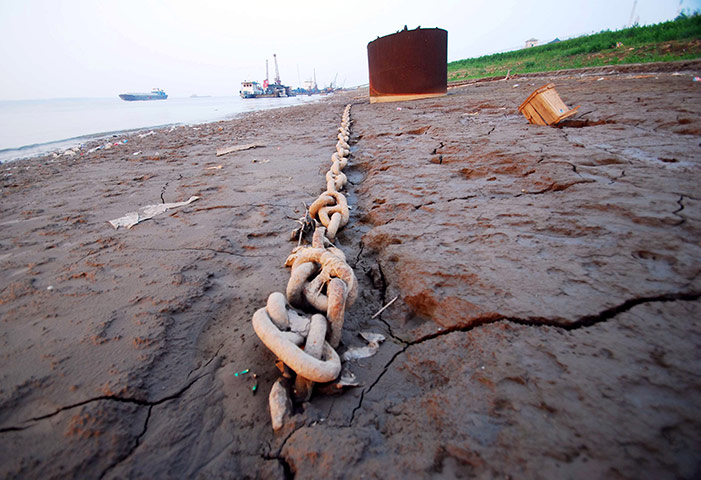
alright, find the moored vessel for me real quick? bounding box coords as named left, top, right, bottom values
left=240, top=81, right=266, bottom=99
left=240, top=54, right=294, bottom=99
left=119, top=88, right=168, bottom=101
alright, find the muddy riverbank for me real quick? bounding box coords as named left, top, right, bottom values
left=1, top=64, right=700, bottom=479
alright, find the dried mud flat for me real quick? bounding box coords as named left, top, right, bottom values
left=1, top=63, right=700, bottom=479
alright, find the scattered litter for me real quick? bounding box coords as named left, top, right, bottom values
left=138, top=131, right=156, bottom=138
left=205, top=165, right=223, bottom=170
left=108, top=195, right=200, bottom=229
left=316, top=367, right=361, bottom=395
left=337, top=368, right=360, bottom=387
left=84, top=139, right=128, bottom=153
left=463, top=112, right=479, bottom=116
left=512, top=84, right=520, bottom=88
left=251, top=158, right=270, bottom=164
left=216, top=143, right=263, bottom=157
left=133, top=151, right=142, bottom=156
left=342, top=331, right=386, bottom=361
left=169, top=126, right=177, bottom=132
left=518, top=83, right=579, bottom=126
left=371, top=295, right=399, bottom=319
left=597, top=77, right=605, bottom=81
left=47, top=285, right=54, bottom=291
left=233, top=368, right=257, bottom=394
left=693, top=76, right=701, bottom=82
left=396, top=107, right=402, bottom=111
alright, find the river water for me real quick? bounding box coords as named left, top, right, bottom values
left=0, top=94, right=323, bottom=163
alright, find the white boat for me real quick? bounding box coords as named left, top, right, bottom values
left=240, top=81, right=265, bottom=99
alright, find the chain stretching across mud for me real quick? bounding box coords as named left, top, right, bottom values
left=250, top=104, right=358, bottom=430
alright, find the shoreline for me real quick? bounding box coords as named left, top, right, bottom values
left=0, top=93, right=336, bottom=165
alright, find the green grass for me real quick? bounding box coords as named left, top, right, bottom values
left=448, top=14, right=701, bottom=81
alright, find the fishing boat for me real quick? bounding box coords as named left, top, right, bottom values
left=119, top=88, right=168, bottom=101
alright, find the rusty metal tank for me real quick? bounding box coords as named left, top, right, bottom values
left=367, top=27, right=447, bottom=103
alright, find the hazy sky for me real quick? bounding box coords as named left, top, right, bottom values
left=0, top=0, right=697, bottom=100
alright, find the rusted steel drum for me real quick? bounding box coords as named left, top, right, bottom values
left=367, top=27, right=447, bottom=103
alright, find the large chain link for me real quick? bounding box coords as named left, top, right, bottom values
left=251, top=104, right=356, bottom=429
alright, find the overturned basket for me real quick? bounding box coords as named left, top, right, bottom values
left=518, top=83, right=579, bottom=126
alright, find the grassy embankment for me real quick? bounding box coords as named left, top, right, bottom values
left=448, top=14, right=701, bottom=81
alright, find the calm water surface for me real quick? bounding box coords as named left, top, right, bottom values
left=0, top=95, right=323, bottom=163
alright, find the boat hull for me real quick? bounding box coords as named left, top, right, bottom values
left=240, top=86, right=293, bottom=99
left=367, top=27, right=447, bottom=103
left=119, top=93, right=167, bottom=101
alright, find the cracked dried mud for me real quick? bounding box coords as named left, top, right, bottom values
left=1, top=63, right=700, bottom=479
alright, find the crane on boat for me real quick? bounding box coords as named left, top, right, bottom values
left=273, top=54, right=281, bottom=85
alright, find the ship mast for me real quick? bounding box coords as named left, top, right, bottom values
left=265, top=59, right=269, bottom=85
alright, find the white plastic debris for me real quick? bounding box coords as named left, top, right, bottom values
left=108, top=196, right=200, bottom=230
left=342, top=331, right=386, bottom=361
left=337, top=368, right=360, bottom=387
left=215, top=143, right=262, bottom=157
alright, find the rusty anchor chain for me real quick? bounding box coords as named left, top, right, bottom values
left=251, top=104, right=358, bottom=430
left=308, top=191, right=349, bottom=242
left=252, top=294, right=342, bottom=383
